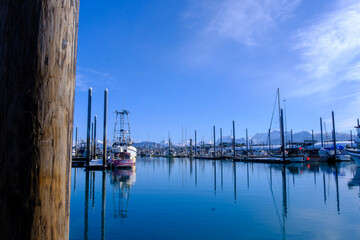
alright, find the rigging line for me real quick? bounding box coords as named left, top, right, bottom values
left=265, top=166, right=284, bottom=234
left=267, top=91, right=279, bottom=146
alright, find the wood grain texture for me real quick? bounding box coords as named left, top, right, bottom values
left=0, top=0, right=79, bottom=239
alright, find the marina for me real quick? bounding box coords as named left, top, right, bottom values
left=3, top=1, right=360, bottom=239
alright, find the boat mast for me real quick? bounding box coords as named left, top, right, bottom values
left=280, top=109, right=286, bottom=162
left=332, top=111, right=336, bottom=157
left=277, top=88, right=282, bottom=150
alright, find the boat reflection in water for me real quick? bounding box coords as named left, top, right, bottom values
left=348, top=167, right=360, bottom=189
left=110, top=167, right=136, bottom=219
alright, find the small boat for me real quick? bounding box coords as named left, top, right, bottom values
left=345, top=121, right=360, bottom=166
left=271, top=148, right=305, bottom=162
left=320, top=146, right=352, bottom=162
left=345, top=148, right=360, bottom=166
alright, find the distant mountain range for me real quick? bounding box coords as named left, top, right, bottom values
left=133, top=130, right=354, bottom=148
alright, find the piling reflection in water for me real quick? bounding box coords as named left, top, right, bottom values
left=70, top=158, right=360, bottom=240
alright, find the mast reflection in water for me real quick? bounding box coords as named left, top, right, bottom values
left=70, top=158, right=360, bottom=240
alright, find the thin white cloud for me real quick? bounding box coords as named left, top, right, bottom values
left=184, top=0, right=301, bottom=46
left=295, top=1, right=360, bottom=86
left=75, top=67, right=113, bottom=92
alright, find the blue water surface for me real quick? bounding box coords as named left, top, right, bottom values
left=70, top=158, right=360, bottom=240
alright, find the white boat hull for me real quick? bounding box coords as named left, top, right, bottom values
left=345, top=149, right=360, bottom=166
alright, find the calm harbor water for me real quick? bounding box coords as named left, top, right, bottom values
left=70, top=158, right=360, bottom=240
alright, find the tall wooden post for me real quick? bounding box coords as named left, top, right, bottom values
left=0, top=1, right=79, bottom=239
left=320, top=117, right=324, bottom=147
left=87, top=88, right=92, bottom=164
left=246, top=128, right=249, bottom=153
left=220, top=128, right=223, bottom=158
left=332, top=111, right=337, bottom=157
left=94, top=115, right=97, bottom=158
left=213, top=125, right=216, bottom=158
left=233, top=120, right=236, bottom=158
left=103, top=89, right=108, bottom=166
left=194, top=130, right=197, bottom=158
left=75, top=126, right=78, bottom=157
left=91, top=121, right=94, bottom=159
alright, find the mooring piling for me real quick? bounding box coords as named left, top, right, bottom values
left=87, top=87, right=92, bottom=165
left=194, top=130, right=197, bottom=158
left=332, top=111, right=337, bottom=156
left=103, top=89, right=108, bottom=166
left=320, top=117, right=324, bottom=147
left=213, top=125, right=216, bottom=158
left=75, top=126, right=78, bottom=157
left=246, top=128, right=249, bottom=153
left=91, top=121, right=94, bottom=159
left=220, top=128, right=223, bottom=158
left=233, top=120, right=236, bottom=158
left=94, top=115, right=97, bottom=158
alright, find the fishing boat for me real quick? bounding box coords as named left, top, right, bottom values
left=271, top=148, right=305, bottom=162
left=345, top=121, right=360, bottom=166
left=109, top=110, right=137, bottom=168
left=320, top=146, right=352, bottom=162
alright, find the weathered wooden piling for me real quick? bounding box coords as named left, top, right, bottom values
left=0, top=1, right=79, bottom=238
left=87, top=88, right=93, bottom=165
left=103, top=89, right=108, bottom=166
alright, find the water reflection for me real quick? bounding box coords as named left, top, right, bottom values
left=348, top=167, right=360, bottom=199
left=80, top=167, right=136, bottom=240
left=110, top=167, right=136, bottom=219
left=71, top=159, right=360, bottom=240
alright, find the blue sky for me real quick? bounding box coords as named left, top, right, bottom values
left=74, top=0, right=360, bottom=143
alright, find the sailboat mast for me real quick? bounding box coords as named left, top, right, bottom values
left=280, top=109, right=286, bottom=162
left=277, top=88, right=282, bottom=149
